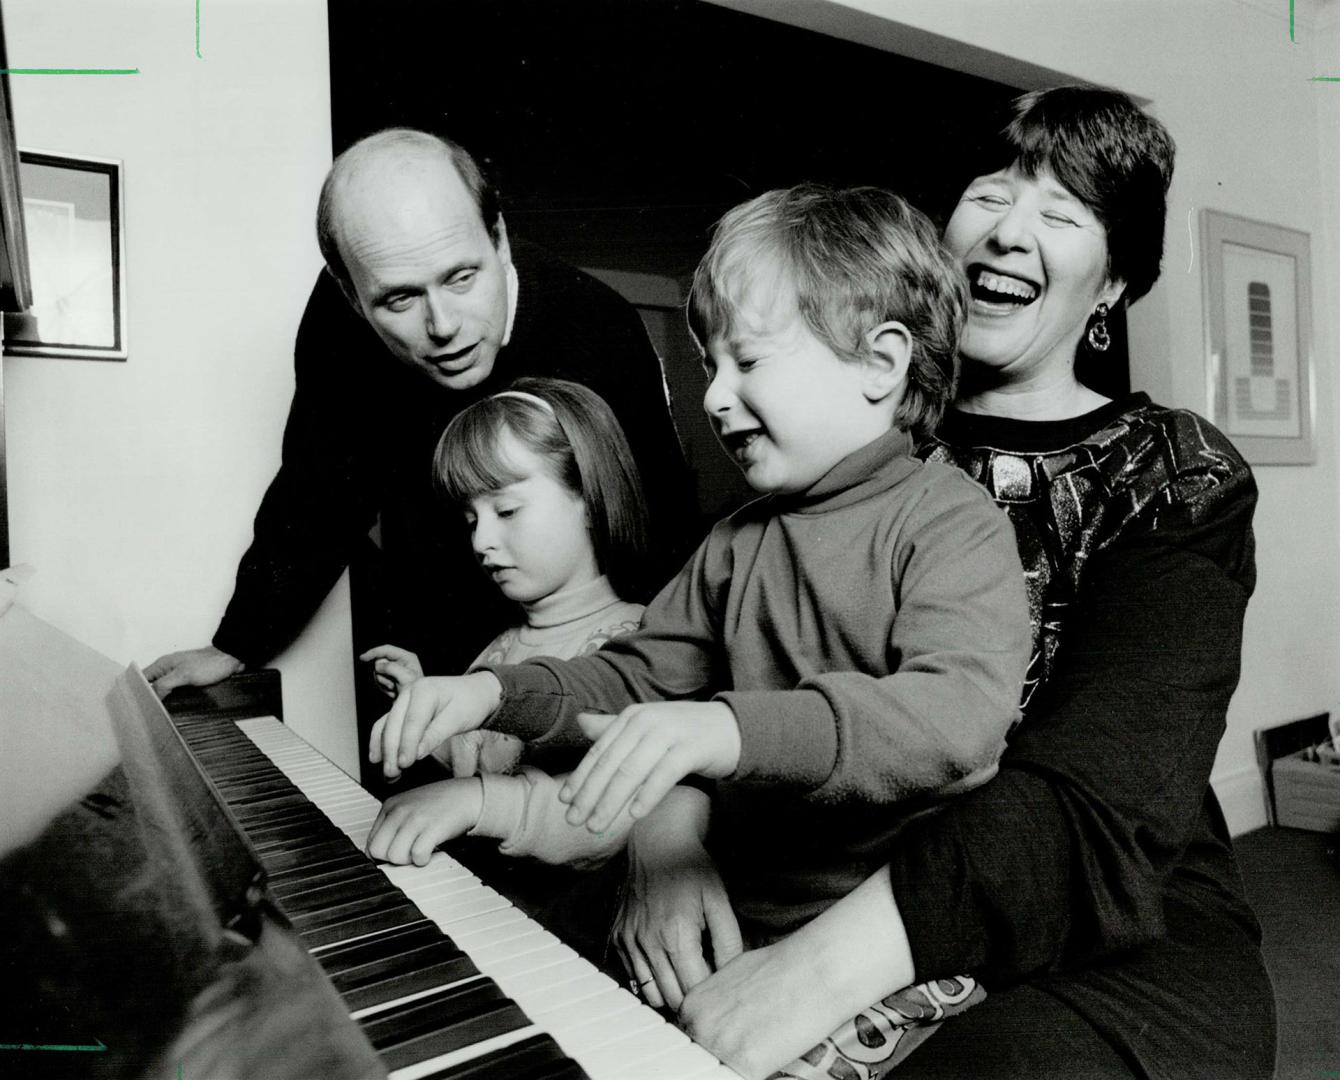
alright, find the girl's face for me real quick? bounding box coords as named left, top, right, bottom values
left=943, top=163, right=1125, bottom=387
left=464, top=429, right=600, bottom=606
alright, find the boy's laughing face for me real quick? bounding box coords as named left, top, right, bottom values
left=701, top=282, right=895, bottom=495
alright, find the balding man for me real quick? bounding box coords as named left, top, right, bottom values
left=147, top=130, right=696, bottom=714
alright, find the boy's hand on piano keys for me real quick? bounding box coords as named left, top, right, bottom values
left=368, top=671, right=503, bottom=780
left=365, top=778, right=485, bottom=866
left=560, top=702, right=741, bottom=832
left=144, top=645, right=244, bottom=697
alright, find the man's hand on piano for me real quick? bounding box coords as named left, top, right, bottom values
left=144, top=645, right=244, bottom=698
left=365, top=777, right=485, bottom=866
left=560, top=702, right=741, bottom=832
left=369, top=672, right=503, bottom=781
left=616, top=787, right=743, bottom=1012
left=358, top=642, right=424, bottom=697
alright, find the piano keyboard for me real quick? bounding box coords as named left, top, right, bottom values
left=180, top=712, right=740, bottom=1080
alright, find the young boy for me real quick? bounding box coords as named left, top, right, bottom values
left=369, top=184, right=1031, bottom=946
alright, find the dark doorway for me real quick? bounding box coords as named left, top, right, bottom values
left=328, top=0, right=1054, bottom=514
left=327, top=1, right=1129, bottom=781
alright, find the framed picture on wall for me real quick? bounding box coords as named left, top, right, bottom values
left=1201, top=209, right=1313, bottom=465
left=2, top=150, right=126, bottom=360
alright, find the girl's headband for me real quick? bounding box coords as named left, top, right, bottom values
left=489, top=389, right=554, bottom=415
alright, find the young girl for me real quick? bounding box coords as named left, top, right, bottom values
left=362, top=377, right=652, bottom=874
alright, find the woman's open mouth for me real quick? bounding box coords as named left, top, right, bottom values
left=969, top=266, right=1040, bottom=310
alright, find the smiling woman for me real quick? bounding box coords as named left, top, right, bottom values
left=946, top=165, right=1124, bottom=410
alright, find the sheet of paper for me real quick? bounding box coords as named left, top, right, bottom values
left=0, top=601, right=124, bottom=854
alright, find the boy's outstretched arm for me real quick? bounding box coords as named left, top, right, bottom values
left=368, top=671, right=502, bottom=780
left=560, top=703, right=741, bottom=831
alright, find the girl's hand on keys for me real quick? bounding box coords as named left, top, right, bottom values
left=359, top=643, right=424, bottom=697
left=366, top=778, right=484, bottom=866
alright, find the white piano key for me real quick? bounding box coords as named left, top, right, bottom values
left=417, top=886, right=514, bottom=926
left=465, top=926, right=566, bottom=967
left=578, top=1025, right=703, bottom=1078
left=443, top=906, right=533, bottom=948
left=475, top=940, right=577, bottom=980
left=380, top=860, right=477, bottom=891
left=496, top=963, right=608, bottom=1006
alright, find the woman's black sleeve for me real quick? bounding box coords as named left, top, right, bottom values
left=886, top=468, right=1256, bottom=984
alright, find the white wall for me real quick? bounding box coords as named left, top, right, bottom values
left=711, top=0, right=1340, bottom=833
left=3, top=0, right=358, bottom=774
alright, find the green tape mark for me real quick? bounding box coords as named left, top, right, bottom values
left=1291, top=0, right=1296, bottom=42
left=196, top=0, right=203, bottom=59
left=0, top=1039, right=107, bottom=1051
left=0, top=68, right=138, bottom=75
left=1311, top=76, right=1340, bottom=81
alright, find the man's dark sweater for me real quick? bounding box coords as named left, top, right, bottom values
left=213, top=240, right=697, bottom=678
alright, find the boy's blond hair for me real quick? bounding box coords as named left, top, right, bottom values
left=688, top=184, right=967, bottom=441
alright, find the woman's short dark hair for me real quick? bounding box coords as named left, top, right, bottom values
left=434, top=377, right=650, bottom=600
left=996, top=85, right=1175, bottom=306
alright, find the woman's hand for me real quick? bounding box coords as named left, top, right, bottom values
left=359, top=643, right=424, bottom=697
left=367, top=672, right=503, bottom=781
left=614, top=788, right=742, bottom=1011
left=678, top=868, right=916, bottom=1080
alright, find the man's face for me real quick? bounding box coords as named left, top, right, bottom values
left=340, top=163, right=512, bottom=391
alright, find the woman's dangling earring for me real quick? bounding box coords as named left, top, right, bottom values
left=1087, top=303, right=1112, bottom=353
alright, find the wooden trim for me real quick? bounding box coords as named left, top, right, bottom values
left=162, top=669, right=284, bottom=725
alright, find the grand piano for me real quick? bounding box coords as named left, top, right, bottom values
left=0, top=602, right=741, bottom=1080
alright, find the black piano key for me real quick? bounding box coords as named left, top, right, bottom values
left=233, top=802, right=331, bottom=833
left=315, top=919, right=449, bottom=975
left=250, top=823, right=352, bottom=854
left=366, top=982, right=530, bottom=1072
left=416, top=1034, right=587, bottom=1080
left=300, top=900, right=423, bottom=950
left=231, top=792, right=316, bottom=823
left=206, top=764, right=291, bottom=788
left=260, top=836, right=360, bottom=874
left=331, top=937, right=468, bottom=989
left=215, top=777, right=300, bottom=801
left=278, top=870, right=400, bottom=915
left=270, top=859, right=385, bottom=899
left=268, top=849, right=369, bottom=886
left=341, top=952, right=481, bottom=1014
left=362, top=976, right=504, bottom=1042
left=246, top=814, right=342, bottom=847
left=284, top=881, right=405, bottom=926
